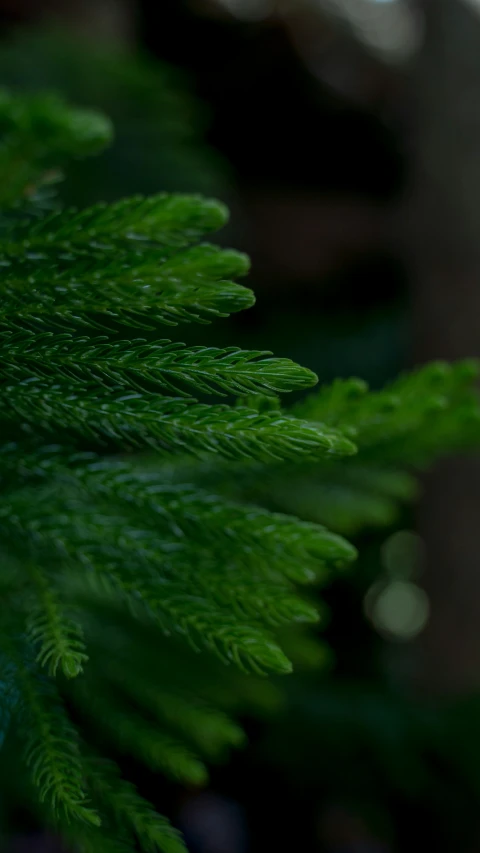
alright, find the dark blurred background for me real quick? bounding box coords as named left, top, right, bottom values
left=3, top=1, right=480, bottom=851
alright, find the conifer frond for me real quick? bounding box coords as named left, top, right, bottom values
left=85, top=753, right=187, bottom=853
left=0, top=491, right=295, bottom=673
left=0, top=384, right=356, bottom=461
left=0, top=445, right=357, bottom=580
left=26, top=563, right=87, bottom=678
left=105, top=670, right=246, bottom=759
left=0, top=88, right=112, bottom=162
left=294, top=359, right=480, bottom=462
left=0, top=85, right=478, bottom=850
left=77, top=596, right=282, bottom=729
left=12, top=661, right=99, bottom=826
left=85, top=569, right=294, bottom=675
left=0, top=331, right=318, bottom=396
left=232, top=360, right=480, bottom=533
left=0, top=198, right=253, bottom=331
left=264, top=464, right=418, bottom=535
left=0, top=27, right=226, bottom=200
left=6, top=194, right=230, bottom=248
left=0, top=277, right=254, bottom=331
left=72, top=679, right=209, bottom=785
left=0, top=246, right=254, bottom=330
left=0, top=242, right=249, bottom=283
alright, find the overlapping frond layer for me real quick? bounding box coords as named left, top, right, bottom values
left=0, top=154, right=351, bottom=842
left=0, top=484, right=321, bottom=674
left=0, top=219, right=254, bottom=331
left=0, top=443, right=356, bottom=578
left=179, top=361, right=480, bottom=536
left=237, top=462, right=419, bottom=537
left=1, top=85, right=479, bottom=853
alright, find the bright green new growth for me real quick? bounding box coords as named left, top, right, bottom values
left=0, top=89, right=478, bottom=853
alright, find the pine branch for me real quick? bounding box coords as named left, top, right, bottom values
left=100, top=664, right=246, bottom=759
left=0, top=331, right=318, bottom=396
left=0, top=243, right=250, bottom=299
left=0, top=251, right=254, bottom=330
left=85, top=753, right=187, bottom=853
left=5, top=194, right=230, bottom=248
left=0, top=200, right=253, bottom=331
left=72, top=679, right=208, bottom=786
left=0, top=384, right=356, bottom=461
left=0, top=445, right=357, bottom=581
left=255, top=464, right=418, bottom=535
left=294, top=360, right=480, bottom=460
left=0, top=491, right=296, bottom=673
left=10, top=659, right=99, bottom=826
left=77, top=596, right=283, bottom=725
left=25, top=562, right=87, bottom=678
left=4, top=84, right=469, bottom=851
left=82, top=568, right=295, bottom=675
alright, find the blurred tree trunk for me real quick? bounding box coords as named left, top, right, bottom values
left=412, top=0, right=480, bottom=692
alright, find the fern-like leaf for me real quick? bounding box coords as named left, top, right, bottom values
left=85, top=753, right=187, bottom=853
left=6, top=194, right=229, bottom=247
left=12, top=661, right=99, bottom=825
left=0, top=245, right=254, bottom=330
left=72, top=679, right=208, bottom=785
left=0, top=385, right=356, bottom=460
left=0, top=331, right=318, bottom=396
left=2, top=84, right=477, bottom=852
left=294, top=360, right=480, bottom=462
left=0, top=445, right=357, bottom=579
left=26, top=562, right=87, bottom=678
left=100, top=664, right=246, bottom=759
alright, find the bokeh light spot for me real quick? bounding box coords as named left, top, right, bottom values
left=370, top=580, right=429, bottom=641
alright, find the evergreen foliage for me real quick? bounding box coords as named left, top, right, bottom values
left=0, top=88, right=478, bottom=853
